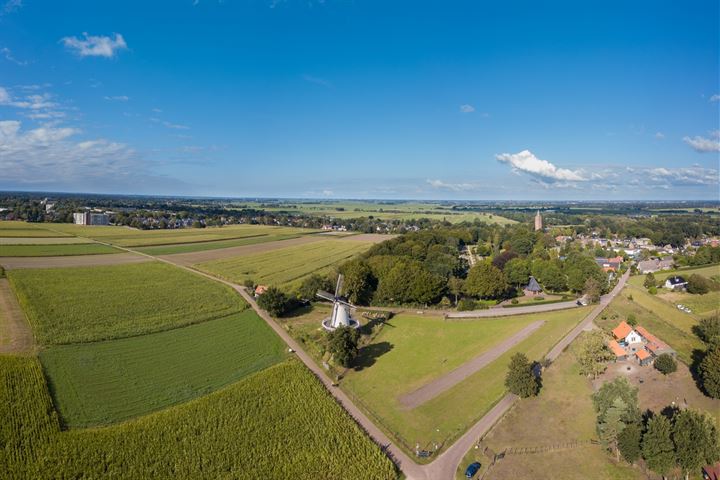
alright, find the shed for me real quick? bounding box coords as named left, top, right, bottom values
left=635, top=349, right=652, bottom=366
left=524, top=276, right=542, bottom=295
left=608, top=340, right=627, bottom=361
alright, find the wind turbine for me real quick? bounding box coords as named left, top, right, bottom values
left=316, top=274, right=360, bottom=331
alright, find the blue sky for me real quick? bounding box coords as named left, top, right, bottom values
left=0, top=0, right=718, bottom=200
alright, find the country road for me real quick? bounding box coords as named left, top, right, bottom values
left=70, top=238, right=631, bottom=480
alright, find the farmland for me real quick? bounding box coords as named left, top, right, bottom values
left=0, top=356, right=398, bottom=480
left=0, top=243, right=119, bottom=257
left=41, top=310, right=286, bottom=427
left=134, top=232, right=304, bottom=255
left=338, top=308, right=590, bottom=454
left=8, top=262, right=244, bottom=344
left=0, top=221, right=72, bottom=238
left=196, top=238, right=372, bottom=288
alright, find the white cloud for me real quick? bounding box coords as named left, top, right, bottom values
left=61, top=33, right=128, bottom=58
left=654, top=132, right=665, bottom=139
left=1, top=47, right=28, bottom=66
left=426, top=179, right=477, bottom=191
left=683, top=135, right=720, bottom=153
left=459, top=104, right=475, bottom=113
left=1, top=0, right=22, bottom=15
left=646, top=167, right=718, bottom=186
left=495, top=149, right=586, bottom=182
left=151, top=117, right=190, bottom=130
left=104, top=95, right=129, bottom=102
left=302, top=74, right=332, bottom=88
left=0, top=86, right=57, bottom=111
left=710, top=94, right=720, bottom=102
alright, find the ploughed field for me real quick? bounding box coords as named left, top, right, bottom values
left=8, top=262, right=243, bottom=344
left=0, top=357, right=398, bottom=480
left=196, top=238, right=372, bottom=288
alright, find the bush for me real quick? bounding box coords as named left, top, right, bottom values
left=627, top=314, right=637, bottom=327
left=510, top=298, right=519, bottom=305
left=505, top=352, right=539, bottom=398
left=533, top=296, right=545, bottom=301
left=687, top=274, right=714, bottom=294
left=627, top=294, right=633, bottom=301
left=326, top=327, right=360, bottom=367
left=648, top=286, right=658, bottom=295
left=653, top=354, right=676, bottom=375
left=257, top=286, right=291, bottom=317
left=456, top=298, right=477, bottom=311
left=242, top=278, right=255, bottom=289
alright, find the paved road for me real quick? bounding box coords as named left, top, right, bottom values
left=399, top=321, right=544, bottom=409
left=447, top=299, right=579, bottom=318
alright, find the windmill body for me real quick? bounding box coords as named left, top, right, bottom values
left=316, top=274, right=360, bottom=331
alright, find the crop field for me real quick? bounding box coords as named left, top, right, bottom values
left=8, top=262, right=244, bottom=344
left=0, top=236, right=93, bottom=245
left=196, top=238, right=372, bottom=288
left=1, top=357, right=398, bottom=480
left=340, top=308, right=590, bottom=454
left=0, top=221, right=71, bottom=238
left=41, top=310, right=286, bottom=427
left=48, top=223, right=318, bottom=247
left=134, top=232, right=304, bottom=255
left=0, top=243, right=119, bottom=257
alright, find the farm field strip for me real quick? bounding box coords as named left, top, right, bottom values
left=134, top=233, right=304, bottom=255
left=40, top=310, right=286, bottom=427
left=0, top=237, right=94, bottom=245
left=0, top=243, right=119, bottom=257
left=8, top=261, right=244, bottom=344
left=196, top=239, right=372, bottom=287
left=1, top=357, right=398, bottom=479
left=0, top=252, right=151, bottom=270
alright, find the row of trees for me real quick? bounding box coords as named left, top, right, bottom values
left=593, top=378, right=719, bottom=480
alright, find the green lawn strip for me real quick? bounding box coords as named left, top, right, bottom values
left=196, top=239, right=372, bottom=288
left=0, top=243, right=119, bottom=257
left=2, top=357, right=398, bottom=480
left=40, top=310, right=286, bottom=427
left=134, top=233, right=302, bottom=255
left=626, top=285, right=698, bottom=335
left=8, top=262, right=244, bottom=344
left=341, top=307, right=590, bottom=455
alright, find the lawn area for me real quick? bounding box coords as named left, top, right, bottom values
left=597, top=291, right=704, bottom=365
left=626, top=284, right=698, bottom=335
left=1, top=356, right=398, bottom=480
left=456, top=352, right=641, bottom=480
left=40, top=310, right=286, bottom=427
left=48, top=223, right=317, bottom=247
left=0, top=243, right=119, bottom=257
left=340, top=307, right=591, bottom=455
left=8, top=262, right=244, bottom=344
left=134, top=232, right=304, bottom=255
left=660, top=290, right=720, bottom=317
left=196, top=238, right=372, bottom=288
left=628, top=264, right=720, bottom=287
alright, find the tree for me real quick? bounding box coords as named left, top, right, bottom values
left=654, top=354, right=677, bottom=375
left=644, top=272, right=657, bottom=290
left=598, top=397, right=628, bottom=461
left=575, top=330, right=614, bottom=379
left=687, top=274, right=713, bottom=295
left=626, top=313, right=637, bottom=327
left=326, top=326, right=360, bottom=367
left=464, top=261, right=509, bottom=299
left=642, top=415, right=676, bottom=479
left=504, top=258, right=531, bottom=288
left=341, top=259, right=374, bottom=304
left=584, top=277, right=602, bottom=304
left=695, top=315, right=720, bottom=347
left=448, top=276, right=464, bottom=305
left=672, top=409, right=720, bottom=480
left=242, top=278, right=255, bottom=289
left=509, top=230, right=536, bottom=255
left=297, top=273, right=333, bottom=301
left=700, top=346, right=720, bottom=398
left=565, top=253, right=605, bottom=293
left=618, top=422, right=642, bottom=463
left=257, top=286, right=290, bottom=317
left=491, top=250, right=517, bottom=271
left=504, top=352, right=539, bottom=398
left=592, top=377, right=640, bottom=424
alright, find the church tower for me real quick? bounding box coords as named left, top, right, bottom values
left=534, top=210, right=543, bottom=231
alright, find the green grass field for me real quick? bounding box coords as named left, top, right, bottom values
left=456, top=352, right=642, bottom=480
left=340, top=307, right=590, bottom=455
left=0, top=222, right=71, bottom=238
left=0, top=356, right=398, bottom=479
left=8, top=262, right=244, bottom=344
left=628, top=264, right=720, bottom=287
left=48, top=223, right=318, bottom=247
left=196, top=238, right=372, bottom=288
left=0, top=243, right=119, bottom=257
left=0, top=236, right=93, bottom=245
left=40, top=310, right=286, bottom=427
left=134, top=232, right=304, bottom=255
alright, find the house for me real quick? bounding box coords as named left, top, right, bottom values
left=608, top=340, right=628, bottom=361
left=595, top=256, right=623, bottom=272
left=612, top=321, right=643, bottom=348
left=254, top=285, right=268, bottom=297
left=664, top=276, right=687, bottom=291
left=637, top=258, right=674, bottom=274
left=610, top=321, right=676, bottom=366
left=523, top=276, right=542, bottom=296
left=635, top=349, right=652, bottom=366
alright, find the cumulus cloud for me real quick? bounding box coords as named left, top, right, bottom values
left=427, top=179, right=477, bottom=191
left=683, top=135, right=720, bottom=153
left=104, top=95, right=129, bottom=102
left=459, top=104, right=475, bottom=113
left=495, top=149, right=586, bottom=182
left=61, top=33, right=127, bottom=58
left=710, top=94, right=720, bottom=102
left=646, top=167, right=719, bottom=187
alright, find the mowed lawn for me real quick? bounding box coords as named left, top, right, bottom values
left=456, top=352, right=641, bottom=480
left=48, top=223, right=317, bottom=247
left=2, top=357, right=398, bottom=480
left=8, top=262, right=244, bottom=344
left=341, top=308, right=590, bottom=454
left=40, top=311, right=286, bottom=427
left=0, top=243, right=119, bottom=257
left=196, top=238, right=372, bottom=288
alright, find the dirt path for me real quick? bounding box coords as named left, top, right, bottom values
left=0, top=252, right=151, bottom=270
left=0, top=278, right=35, bottom=354
left=399, top=321, right=545, bottom=409
left=158, top=235, right=327, bottom=266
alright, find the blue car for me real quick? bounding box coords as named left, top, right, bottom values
left=465, top=461, right=481, bottom=478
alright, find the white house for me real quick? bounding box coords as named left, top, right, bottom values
left=664, top=276, right=688, bottom=291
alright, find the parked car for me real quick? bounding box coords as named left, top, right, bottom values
left=465, top=461, right=481, bottom=478
left=677, top=304, right=684, bottom=310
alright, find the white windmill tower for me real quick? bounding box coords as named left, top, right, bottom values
left=316, top=274, right=360, bottom=331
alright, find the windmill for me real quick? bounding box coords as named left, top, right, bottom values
left=316, top=274, right=360, bottom=331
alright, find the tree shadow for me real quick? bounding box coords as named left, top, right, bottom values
left=353, top=341, right=393, bottom=371
left=359, top=314, right=394, bottom=336
left=690, top=348, right=708, bottom=394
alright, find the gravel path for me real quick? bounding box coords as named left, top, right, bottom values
left=398, top=320, right=545, bottom=409
left=0, top=278, right=35, bottom=354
